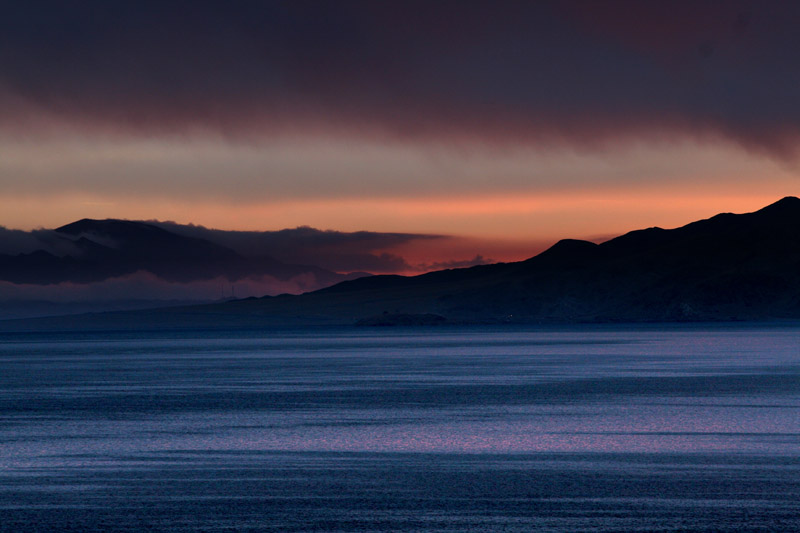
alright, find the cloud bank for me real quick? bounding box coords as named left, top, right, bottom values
left=0, top=219, right=465, bottom=291
left=152, top=222, right=441, bottom=273
left=1, top=1, right=799, bottom=156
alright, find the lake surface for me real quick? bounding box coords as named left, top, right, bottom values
left=1, top=325, right=799, bottom=531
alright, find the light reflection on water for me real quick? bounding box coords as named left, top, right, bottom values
left=1, top=326, right=799, bottom=531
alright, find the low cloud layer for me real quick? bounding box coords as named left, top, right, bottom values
left=0, top=218, right=501, bottom=317
left=152, top=222, right=441, bottom=273
left=2, top=1, right=800, bottom=156
left=0, top=218, right=477, bottom=293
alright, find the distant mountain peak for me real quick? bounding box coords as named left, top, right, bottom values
left=754, top=195, right=800, bottom=215
left=56, top=218, right=170, bottom=238
left=772, top=195, right=799, bottom=204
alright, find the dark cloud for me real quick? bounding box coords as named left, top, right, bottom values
left=152, top=222, right=442, bottom=273
left=2, top=1, right=800, bottom=156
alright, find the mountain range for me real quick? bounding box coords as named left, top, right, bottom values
left=197, top=196, right=800, bottom=325
left=0, top=218, right=363, bottom=287
left=2, top=197, right=800, bottom=330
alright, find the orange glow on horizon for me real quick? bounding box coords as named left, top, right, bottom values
left=1, top=190, right=790, bottom=233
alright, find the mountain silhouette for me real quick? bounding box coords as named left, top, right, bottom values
left=202, top=197, right=800, bottom=324
left=3, top=198, right=800, bottom=331
left=0, top=219, right=357, bottom=287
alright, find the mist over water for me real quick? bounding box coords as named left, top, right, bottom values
left=1, top=326, right=799, bottom=531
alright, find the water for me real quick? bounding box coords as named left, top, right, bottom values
left=1, top=326, right=799, bottom=531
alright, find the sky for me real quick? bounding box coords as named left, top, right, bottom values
left=1, top=0, right=799, bottom=277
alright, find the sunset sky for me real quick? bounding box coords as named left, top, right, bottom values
left=1, top=0, right=799, bottom=268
